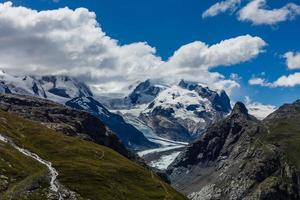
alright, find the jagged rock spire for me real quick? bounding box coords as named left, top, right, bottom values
left=231, top=102, right=249, bottom=118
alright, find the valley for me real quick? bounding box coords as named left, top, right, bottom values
left=0, top=1, right=299, bottom=199
left=0, top=71, right=299, bottom=200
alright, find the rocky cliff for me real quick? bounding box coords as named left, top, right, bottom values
left=167, top=101, right=300, bottom=200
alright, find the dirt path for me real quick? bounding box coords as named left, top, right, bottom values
left=0, top=134, right=63, bottom=200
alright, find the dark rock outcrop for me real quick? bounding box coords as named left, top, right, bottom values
left=179, top=80, right=231, bottom=113
left=167, top=101, right=300, bottom=200
left=126, top=79, right=165, bottom=105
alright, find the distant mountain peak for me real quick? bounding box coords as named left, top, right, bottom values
left=126, top=79, right=168, bottom=105
left=178, top=79, right=199, bottom=90
left=0, top=72, right=93, bottom=103
left=231, top=101, right=249, bottom=117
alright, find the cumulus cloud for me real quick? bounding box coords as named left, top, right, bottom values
left=238, top=0, right=300, bottom=25
left=162, top=35, right=266, bottom=93
left=249, top=51, right=300, bottom=88
left=273, top=73, right=300, bottom=87
left=203, top=0, right=300, bottom=26
left=284, top=52, right=300, bottom=69
left=202, top=0, right=241, bottom=18
left=167, top=35, right=266, bottom=69
left=244, top=96, right=276, bottom=119
left=0, top=2, right=266, bottom=94
left=248, top=77, right=272, bottom=87
left=249, top=73, right=300, bottom=88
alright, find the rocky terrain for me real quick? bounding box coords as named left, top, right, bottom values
left=167, top=101, right=300, bottom=200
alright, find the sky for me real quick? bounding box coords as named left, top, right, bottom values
left=0, top=0, right=300, bottom=108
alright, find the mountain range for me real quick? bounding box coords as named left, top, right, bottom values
left=1, top=71, right=300, bottom=200
left=0, top=71, right=155, bottom=151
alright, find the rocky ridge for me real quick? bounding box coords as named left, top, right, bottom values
left=0, top=93, right=132, bottom=159
left=167, top=101, right=300, bottom=200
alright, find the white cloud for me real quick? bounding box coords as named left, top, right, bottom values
left=284, top=52, right=300, bottom=69
left=249, top=51, right=300, bottom=88
left=238, top=0, right=300, bottom=25
left=244, top=96, right=276, bottom=119
left=248, top=77, right=272, bottom=87
left=202, top=0, right=241, bottom=18
left=249, top=73, right=300, bottom=88
left=0, top=2, right=162, bottom=93
left=162, top=35, right=266, bottom=93
left=273, top=73, right=300, bottom=87
left=0, top=2, right=266, bottom=94
left=166, top=35, right=266, bottom=69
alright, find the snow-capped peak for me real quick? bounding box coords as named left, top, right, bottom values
left=0, top=71, right=92, bottom=103
left=143, top=85, right=212, bottom=123
left=138, top=81, right=232, bottom=140
left=0, top=71, right=47, bottom=98
left=126, top=79, right=169, bottom=105
left=36, top=75, right=93, bottom=102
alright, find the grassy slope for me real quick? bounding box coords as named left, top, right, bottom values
left=0, top=141, right=49, bottom=200
left=0, top=110, right=187, bottom=200
left=264, top=117, right=300, bottom=168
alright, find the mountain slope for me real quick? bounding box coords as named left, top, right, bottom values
left=0, top=137, right=49, bottom=199
left=0, top=108, right=187, bottom=200
left=0, top=72, right=155, bottom=150
left=167, top=102, right=300, bottom=200
left=0, top=93, right=131, bottom=159
left=66, top=97, right=157, bottom=150
left=263, top=100, right=300, bottom=168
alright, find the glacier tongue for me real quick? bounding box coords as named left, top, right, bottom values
left=149, top=151, right=181, bottom=170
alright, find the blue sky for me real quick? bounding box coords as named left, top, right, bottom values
left=2, top=0, right=300, bottom=106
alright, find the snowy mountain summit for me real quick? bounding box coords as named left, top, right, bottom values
left=114, top=79, right=232, bottom=144
left=0, top=71, right=155, bottom=150
left=139, top=80, right=231, bottom=141
left=126, top=79, right=168, bottom=105
left=0, top=70, right=92, bottom=103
